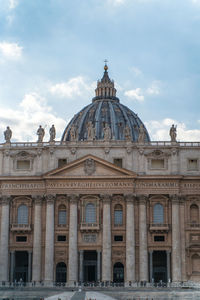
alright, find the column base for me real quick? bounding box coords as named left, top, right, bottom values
left=67, top=280, right=77, bottom=287
left=43, top=280, right=54, bottom=287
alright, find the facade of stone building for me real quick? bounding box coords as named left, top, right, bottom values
left=0, top=65, right=200, bottom=286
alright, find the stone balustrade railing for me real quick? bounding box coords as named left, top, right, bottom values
left=1, top=140, right=200, bottom=148
left=10, top=223, right=32, bottom=231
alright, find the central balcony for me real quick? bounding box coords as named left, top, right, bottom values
left=80, top=222, right=100, bottom=232
left=149, top=223, right=170, bottom=233
left=10, top=223, right=32, bottom=232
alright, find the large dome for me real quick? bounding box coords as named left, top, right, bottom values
left=61, top=65, right=150, bottom=142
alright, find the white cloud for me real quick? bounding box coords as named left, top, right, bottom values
left=50, top=76, right=95, bottom=98
left=145, top=118, right=200, bottom=141
left=146, top=80, right=160, bottom=95
left=107, top=0, right=125, bottom=5
left=0, top=93, right=67, bottom=142
left=130, top=66, right=143, bottom=77
left=9, top=0, right=18, bottom=9
left=124, top=88, right=144, bottom=101
left=0, top=42, right=23, bottom=60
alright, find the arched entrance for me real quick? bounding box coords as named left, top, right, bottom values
left=56, top=262, right=67, bottom=283
left=113, top=262, right=124, bottom=282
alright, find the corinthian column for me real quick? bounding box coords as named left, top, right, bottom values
left=44, top=194, right=55, bottom=285
left=101, top=194, right=111, bottom=282
left=126, top=194, right=135, bottom=283
left=0, top=196, right=10, bottom=283
left=171, top=195, right=181, bottom=282
left=32, top=195, right=42, bottom=283
left=68, top=194, right=78, bottom=285
left=138, top=195, right=148, bottom=282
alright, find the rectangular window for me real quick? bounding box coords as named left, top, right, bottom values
left=16, top=160, right=30, bottom=170
left=16, top=236, right=27, bottom=242
left=188, top=159, right=198, bottom=171
left=114, top=210, right=123, bottom=225
left=58, top=158, right=67, bottom=168
left=114, top=235, right=123, bottom=242
left=57, top=235, right=66, bottom=242
left=113, top=158, right=122, bottom=168
left=154, top=235, right=165, bottom=242
left=151, top=159, right=165, bottom=169
left=58, top=211, right=66, bottom=225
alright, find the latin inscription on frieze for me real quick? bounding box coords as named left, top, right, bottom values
left=1, top=183, right=45, bottom=190
left=136, top=182, right=178, bottom=189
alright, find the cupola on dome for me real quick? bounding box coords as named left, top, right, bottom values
left=61, top=64, right=150, bottom=142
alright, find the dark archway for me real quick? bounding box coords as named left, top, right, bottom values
left=113, top=262, right=124, bottom=283
left=56, top=262, right=67, bottom=283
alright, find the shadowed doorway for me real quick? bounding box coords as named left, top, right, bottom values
left=153, top=251, right=167, bottom=282
left=83, top=251, right=97, bottom=282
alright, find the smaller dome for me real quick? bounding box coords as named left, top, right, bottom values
left=61, top=65, right=150, bottom=143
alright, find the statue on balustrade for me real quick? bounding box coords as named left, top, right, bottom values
left=138, top=124, right=145, bottom=143
left=4, top=126, right=12, bottom=143
left=49, top=124, right=56, bottom=142
left=103, top=123, right=111, bottom=141
left=169, top=124, right=177, bottom=142
left=37, top=125, right=45, bottom=143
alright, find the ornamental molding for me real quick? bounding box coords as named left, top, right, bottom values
left=45, top=194, right=56, bottom=204
left=144, top=149, right=171, bottom=158
left=84, top=158, right=96, bottom=175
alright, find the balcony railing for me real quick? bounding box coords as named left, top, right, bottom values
left=10, top=224, right=32, bottom=232
left=80, top=222, right=99, bottom=231
left=187, top=223, right=200, bottom=228
left=149, top=223, right=170, bottom=232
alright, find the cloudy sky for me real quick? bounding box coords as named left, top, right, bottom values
left=0, top=0, right=200, bottom=142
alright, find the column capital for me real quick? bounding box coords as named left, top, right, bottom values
left=45, top=194, right=56, bottom=204
left=137, top=194, right=148, bottom=205
left=69, top=194, right=79, bottom=203
left=170, top=194, right=180, bottom=204
left=1, top=195, right=11, bottom=205
left=100, top=194, right=111, bottom=203
left=33, top=195, right=43, bottom=205
left=179, top=195, right=186, bottom=204
left=125, top=193, right=136, bottom=203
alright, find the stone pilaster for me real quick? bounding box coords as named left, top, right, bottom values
left=166, top=250, right=171, bottom=282
left=149, top=250, right=153, bottom=282
left=180, top=196, right=187, bottom=281
left=138, top=195, right=148, bottom=281
left=28, top=251, right=32, bottom=282
left=79, top=250, right=84, bottom=283
left=10, top=251, right=15, bottom=283
left=44, top=194, right=55, bottom=284
left=101, top=194, right=111, bottom=281
left=171, top=195, right=181, bottom=282
left=125, top=194, right=136, bottom=283
left=97, top=250, right=101, bottom=281
left=68, top=194, right=78, bottom=285
left=0, top=196, right=11, bottom=282
left=32, top=195, right=42, bottom=283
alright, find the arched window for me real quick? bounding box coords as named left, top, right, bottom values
left=190, top=204, right=199, bottom=224
left=85, top=203, right=96, bottom=223
left=192, top=254, right=200, bottom=273
left=113, top=262, right=124, bottom=282
left=153, top=203, right=164, bottom=224
left=114, top=204, right=123, bottom=226
left=17, top=204, right=28, bottom=225
left=56, top=262, right=67, bottom=282
left=58, top=204, right=67, bottom=225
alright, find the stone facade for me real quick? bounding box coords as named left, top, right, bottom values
left=0, top=66, right=200, bottom=286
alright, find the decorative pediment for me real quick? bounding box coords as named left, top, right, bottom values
left=10, top=150, right=36, bottom=159
left=44, top=154, right=136, bottom=178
